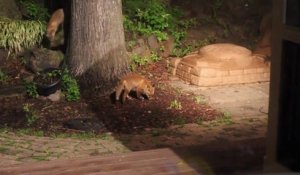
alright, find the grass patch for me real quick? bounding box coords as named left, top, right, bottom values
left=0, top=146, right=9, bottom=154
left=194, top=96, right=206, bottom=105
left=32, top=155, right=49, bottom=161
left=172, top=116, right=186, bottom=126
left=205, top=111, right=233, bottom=127
left=15, top=128, right=44, bottom=137
left=169, top=99, right=182, bottom=110
left=195, top=117, right=203, bottom=126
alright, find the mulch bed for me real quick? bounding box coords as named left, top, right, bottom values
left=0, top=50, right=219, bottom=135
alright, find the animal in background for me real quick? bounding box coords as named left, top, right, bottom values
left=46, top=8, right=64, bottom=41
left=115, top=73, right=155, bottom=103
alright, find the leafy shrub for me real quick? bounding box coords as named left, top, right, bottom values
left=211, top=0, right=224, bottom=23
left=194, top=96, right=206, bottom=105
left=0, top=69, right=8, bottom=84
left=129, top=52, right=161, bottom=71
left=22, top=103, right=38, bottom=126
left=24, top=81, right=38, bottom=98
left=123, top=0, right=194, bottom=42
left=17, top=0, right=50, bottom=21
left=170, top=45, right=192, bottom=57
left=169, top=99, right=182, bottom=110
left=173, top=116, right=186, bottom=126
left=61, top=69, right=80, bottom=102
left=0, top=17, right=46, bottom=55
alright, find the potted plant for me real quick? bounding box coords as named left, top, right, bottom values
left=34, top=68, right=61, bottom=96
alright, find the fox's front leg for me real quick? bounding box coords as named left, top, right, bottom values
left=121, top=81, right=130, bottom=103
left=115, top=84, right=123, bottom=101
left=136, top=88, right=145, bottom=100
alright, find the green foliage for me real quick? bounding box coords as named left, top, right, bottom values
left=61, top=69, right=80, bottom=102
left=22, top=103, right=38, bottom=126
left=194, top=96, right=206, bottom=105
left=215, top=111, right=233, bottom=125
left=169, top=99, right=182, bottom=110
left=0, top=69, right=8, bottom=83
left=172, top=116, right=186, bottom=126
left=170, top=36, right=216, bottom=57
left=211, top=0, right=224, bottom=23
left=24, top=81, right=38, bottom=98
left=36, top=69, right=61, bottom=82
left=129, top=52, right=161, bottom=71
left=0, top=17, right=46, bottom=55
left=123, top=0, right=195, bottom=42
left=17, top=0, right=50, bottom=21
left=127, top=40, right=137, bottom=50
left=170, top=45, right=192, bottom=57
left=208, top=111, right=233, bottom=127
left=195, top=36, right=216, bottom=48
left=177, top=18, right=198, bottom=30
left=151, top=128, right=162, bottom=137
left=196, top=117, right=203, bottom=126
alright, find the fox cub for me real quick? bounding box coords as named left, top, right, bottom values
left=46, top=8, right=64, bottom=41
left=115, top=73, right=155, bottom=103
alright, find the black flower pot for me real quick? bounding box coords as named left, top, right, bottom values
left=34, top=68, right=61, bottom=96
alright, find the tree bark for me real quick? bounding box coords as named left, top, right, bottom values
left=68, top=0, right=129, bottom=93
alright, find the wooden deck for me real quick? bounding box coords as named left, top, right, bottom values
left=0, top=148, right=201, bottom=175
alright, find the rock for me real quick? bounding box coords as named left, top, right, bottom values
left=159, top=37, right=175, bottom=58
left=0, top=0, right=22, bottom=19
left=22, top=48, right=64, bottom=73
left=137, top=38, right=145, bottom=46
left=47, top=90, right=63, bottom=102
left=131, top=45, right=151, bottom=58
left=147, top=35, right=160, bottom=51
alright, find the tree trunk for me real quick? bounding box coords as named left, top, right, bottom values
left=68, top=0, right=129, bottom=93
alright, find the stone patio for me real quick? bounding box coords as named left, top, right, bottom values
left=170, top=43, right=270, bottom=86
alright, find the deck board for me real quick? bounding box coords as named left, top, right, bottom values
left=0, top=148, right=201, bottom=175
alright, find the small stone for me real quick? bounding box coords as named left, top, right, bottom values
left=47, top=90, right=62, bottom=102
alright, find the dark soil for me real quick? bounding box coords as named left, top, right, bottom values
left=0, top=2, right=270, bottom=173
left=0, top=53, right=219, bottom=135
left=0, top=0, right=267, bottom=135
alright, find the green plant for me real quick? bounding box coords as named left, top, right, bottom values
left=173, top=116, right=186, bottom=126
left=129, top=52, right=161, bottom=71
left=194, top=96, right=206, bottom=105
left=170, top=45, right=192, bottom=57
left=169, top=99, right=182, bottom=110
left=24, top=81, right=38, bottom=98
left=195, top=36, right=216, bottom=48
left=196, top=117, right=203, bottom=126
left=172, top=31, right=186, bottom=45
left=0, top=17, right=46, bottom=55
left=17, top=0, right=50, bottom=21
left=34, top=69, right=61, bottom=85
left=151, top=129, right=161, bottom=137
left=217, top=111, right=233, bottom=125
left=211, top=0, right=224, bottom=23
left=0, top=69, right=8, bottom=83
left=61, top=69, right=80, bottom=101
left=22, top=103, right=38, bottom=126
left=178, top=18, right=198, bottom=29
left=123, top=0, right=194, bottom=43
left=127, top=40, right=137, bottom=49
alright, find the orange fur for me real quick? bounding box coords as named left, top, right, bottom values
left=46, top=9, right=64, bottom=41
left=115, top=73, right=155, bottom=103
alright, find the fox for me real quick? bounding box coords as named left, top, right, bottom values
left=46, top=8, right=64, bottom=41
left=115, top=73, right=155, bottom=103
